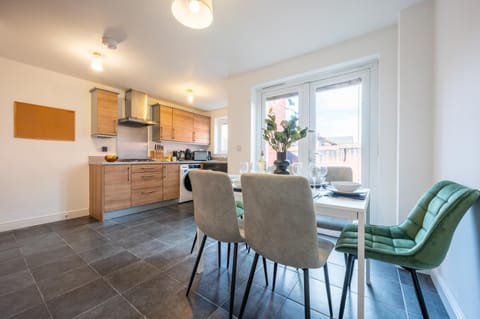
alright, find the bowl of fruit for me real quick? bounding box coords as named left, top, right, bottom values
left=104, top=155, right=119, bottom=162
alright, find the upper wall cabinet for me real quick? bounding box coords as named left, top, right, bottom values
left=172, top=108, right=193, bottom=142
left=152, top=104, right=210, bottom=145
left=154, top=105, right=174, bottom=141
left=90, top=88, right=119, bottom=137
left=193, top=114, right=210, bottom=145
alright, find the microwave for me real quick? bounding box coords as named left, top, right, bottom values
left=193, top=150, right=209, bottom=161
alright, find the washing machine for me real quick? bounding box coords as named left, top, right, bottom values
left=178, top=163, right=202, bottom=203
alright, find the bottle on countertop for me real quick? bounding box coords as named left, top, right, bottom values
left=258, top=151, right=266, bottom=173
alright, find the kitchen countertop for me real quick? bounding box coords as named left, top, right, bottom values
left=88, top=156, right=227, bottom=165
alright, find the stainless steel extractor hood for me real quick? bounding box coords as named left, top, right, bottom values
left=118, top=89, right=157, bottom=127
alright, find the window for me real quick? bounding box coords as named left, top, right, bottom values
left=214, top=116, right=228, bottom=155
left=257, top=64, right=375, bottom=185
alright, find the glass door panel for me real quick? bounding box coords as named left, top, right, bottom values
left=263, top=92, right=300, bottom=167
left=312, top=78, right=363, bottom=182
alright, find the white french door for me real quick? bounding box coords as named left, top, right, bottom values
left=258, top=67, right=373, bottom=185
left=308, top=70, right=371, bottom=183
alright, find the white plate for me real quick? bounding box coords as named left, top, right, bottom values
left=326, top=185, right=368, bottom=195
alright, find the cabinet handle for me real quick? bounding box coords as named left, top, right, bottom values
left=141, top=190, right=157, bottom=194
left=127, top=167, right=130, bottom=182
left=141, top=175, right=155, bottom=178
left=163, top=166, right=167, bottom=180
left=113, top=119, right=117, bottom=134
left=160, top=126, right=163, bottom=138
left=172, top=128, right=175, bottom=139
left=192, top=131, right=195, bottom=141
left=141, top=168, right=156, bottom=171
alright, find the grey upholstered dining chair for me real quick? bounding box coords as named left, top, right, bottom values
left=239, top=173, right=334, bottom=319
left=316, top=166, right=354, bottom=235
left=186, top=170, right=268, bottom=319
left=186, top=170, right=244, bottom=319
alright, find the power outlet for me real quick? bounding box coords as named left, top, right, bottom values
left=101, top=146, right=108, bottom=152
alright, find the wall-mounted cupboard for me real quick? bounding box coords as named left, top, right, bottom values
left=152, top=104, right=210, bottom=145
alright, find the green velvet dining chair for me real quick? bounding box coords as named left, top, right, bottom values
left=335, top=180, right=480, bottom=319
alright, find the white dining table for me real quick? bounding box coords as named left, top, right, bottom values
left=313, top=192, right=370, bottom=319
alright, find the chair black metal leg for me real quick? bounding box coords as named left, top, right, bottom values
left=303, top=268, right=311, bottom=319
left=227, top=243, right=231, bottom=269
left=239, top=253, right=259, bottom=319
left=407, top=268, right=430, bottom=319
left=229, top=243, right=239, bottom=319
left=217, top=241, right=221, bottom=268
left=190, top=232, right=197, bottom=254
left=272, top=262, right=278, bottom=291
left=339, top=254, right=355, bottom=319
left=186, top=234, right=207, bottom=296
left=262, top=257, right=268, bottom=286
left=323, top=263, right=333, bottom=318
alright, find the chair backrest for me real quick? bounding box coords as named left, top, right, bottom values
left=326, top=166, right=353, bottom=182
left=189, top=170, right=243, bottom=243
left=399, top=180, right=480, bottom=268
left=241, top=173, right=323, bottom=268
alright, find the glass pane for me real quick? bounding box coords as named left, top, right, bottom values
left=314, top=81, right=362, bottom=182
left=264, top=93, right=299, bottom=167
left=220, top=123, right=228, bottom=153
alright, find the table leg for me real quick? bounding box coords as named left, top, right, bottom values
left=357, top=211, right=365, bottom=319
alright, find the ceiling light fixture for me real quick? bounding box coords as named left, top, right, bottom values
left=91, top=52, right=103, bottom=72
left=102, top=36, right=118, bottom=50
left=187, top=89, right=194, bottom=104
left=171, top=0, right=213, bottom=30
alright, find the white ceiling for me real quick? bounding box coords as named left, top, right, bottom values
left=0, top=0, right=420, bottom=110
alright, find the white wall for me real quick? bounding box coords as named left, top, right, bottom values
left=226, top=27, right=398, bottom=225
left=433, top=0, right=480, bottom=317
left=397, top=0, right=434, bottom=222
left=0, top=57, right=120, bottom=231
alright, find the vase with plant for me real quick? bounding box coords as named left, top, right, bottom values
left=262, top=109, right=308, bottom=174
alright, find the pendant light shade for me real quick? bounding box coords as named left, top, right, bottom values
left=171, top=0, right=213, bottom=30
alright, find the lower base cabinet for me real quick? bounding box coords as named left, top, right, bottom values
left=89, top=163, right=180, bottom=221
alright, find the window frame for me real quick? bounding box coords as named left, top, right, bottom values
left=214, top=116, right=228, bottom=155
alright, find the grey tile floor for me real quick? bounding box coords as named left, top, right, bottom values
left=0, top=202, right=449, bottom=319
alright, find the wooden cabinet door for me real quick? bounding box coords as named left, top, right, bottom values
left=91, top=88, right=118, bottom=136
left=159, top=105, right=173, bottom=140
left=104, top=165, right=131, bottom=211
left=172, top=109, right=193, bottom=142
left=163, top=164, right=180, bottom=200
left=193, top=114, right=210, bottom=145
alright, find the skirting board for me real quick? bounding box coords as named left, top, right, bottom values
left=429, top=268, right=465, bottom=319
left=0, top=208, right=89, bottom=232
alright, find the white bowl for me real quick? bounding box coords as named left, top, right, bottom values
left=331, top=181, right=362, bottom=193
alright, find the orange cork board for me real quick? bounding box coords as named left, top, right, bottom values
left=14, top=101, right=75, bottom=141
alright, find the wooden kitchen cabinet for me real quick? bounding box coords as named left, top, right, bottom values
left=89, top=163, right=181, bottom=221
left=163, top=164, right=180, bottom=200
left=193, top=114, right=210, bottom=145
left=89, top=165, right=132, bottom=221
left=152, top=104, right=210, bottom=145
left=90, top=88, right=119, bottom=137
left=152, top=104, right=174, bottom=141
left=172, top=109, right=193, bottom=142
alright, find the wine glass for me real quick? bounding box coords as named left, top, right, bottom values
left=317, top=164, right=328, bottom=194
left=239, top=162, right=249, bottom=174
left=309, top=163, right=319, bottom=196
